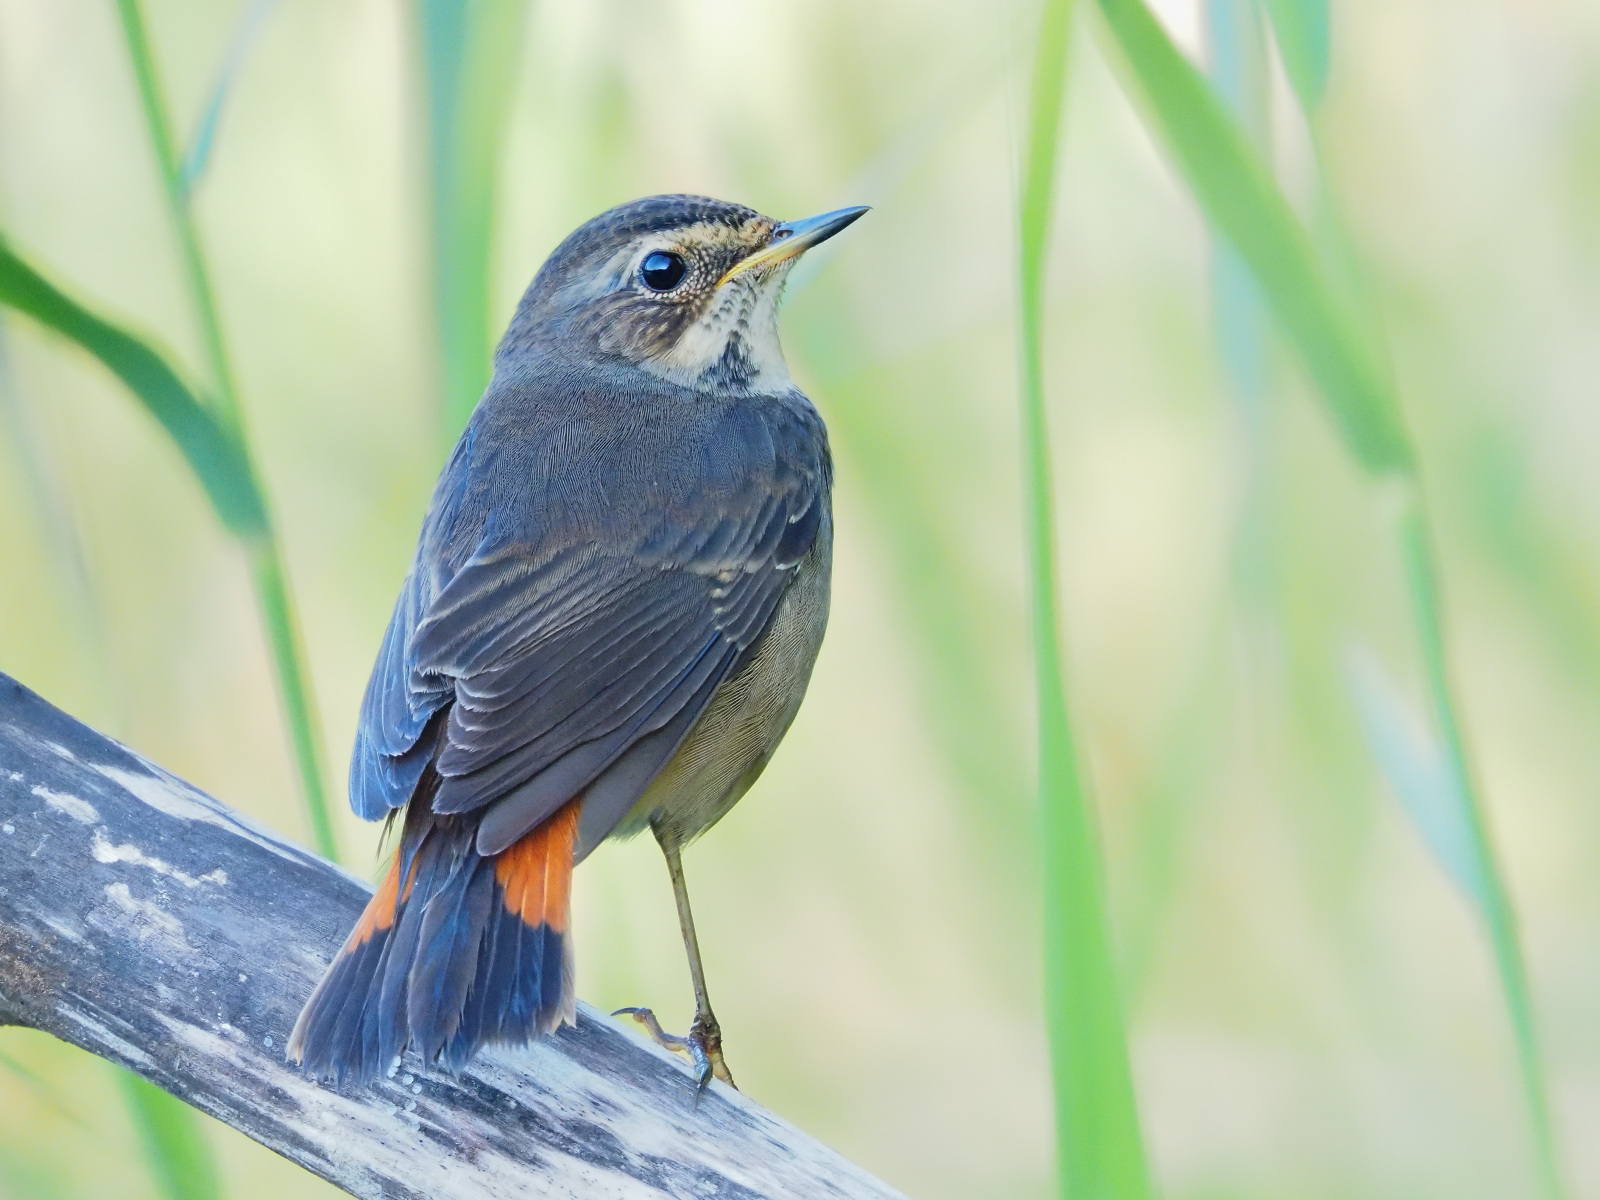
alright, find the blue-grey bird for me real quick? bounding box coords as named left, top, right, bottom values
left=288, top=194, right=866, bottom=1089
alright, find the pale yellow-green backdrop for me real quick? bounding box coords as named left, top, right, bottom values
left=2, top=1, right=1600, bottom=1198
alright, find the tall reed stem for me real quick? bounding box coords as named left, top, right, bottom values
left=1018, top=2, right=1151, bottom=1195
left=114, top=0, right=337, bottom=863
left=1396, top=482, right=1563, bottom=1200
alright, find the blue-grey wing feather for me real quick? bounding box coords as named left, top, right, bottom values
left=346, top=374, right=829, bottom=855
left=349, top=569, right=449, bottom=819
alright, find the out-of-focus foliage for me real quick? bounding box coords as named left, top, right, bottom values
left=1101, top=2, right=1562, bottom=1195
left=1018, top=1, right=1153, bottom=1196
left=2, top=1, right=1600, bottom=1199
left=0, top=241, right=262, bottom=536
left=116, top=1070, right=221, bottom=1200
left=1259, top=0, right=1328, bottom=114
left=1095, top=0, right=1408, bottom=474
left=112, top=0, right=339, bottom=866
left=413, top=0, right=526, bottom=445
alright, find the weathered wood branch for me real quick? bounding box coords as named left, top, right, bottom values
left=0, top=673, right=905, bottom=1199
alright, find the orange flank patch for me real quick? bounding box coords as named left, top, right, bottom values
left=348, top=854, right=402, bottom=948
left=493, top=800, right=580, bottom=933
left=346, top=853, right=421, bottom=949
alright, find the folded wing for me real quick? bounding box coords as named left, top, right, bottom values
left=347, top=401, right=828, bottom=858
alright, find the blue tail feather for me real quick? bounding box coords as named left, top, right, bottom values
left=289, top=800, right=574, bottom=1086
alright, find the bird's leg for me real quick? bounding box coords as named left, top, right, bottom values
left=662, top=836, right=735, bottom=1089
left=614, top=833, right=736, bottom=1090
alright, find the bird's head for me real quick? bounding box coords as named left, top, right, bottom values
left=499, top=194, right=867, bottom=394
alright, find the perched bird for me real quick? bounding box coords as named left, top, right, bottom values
left=288, top=194, right=866, bottom=1089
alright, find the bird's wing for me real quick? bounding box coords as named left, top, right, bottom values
left=348, top=566, right=451, bottom=819
left=349, top=428, right=477, bottom=820
left=349, top=402, right=827, bottom=856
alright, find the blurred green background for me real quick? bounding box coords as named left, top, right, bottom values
left=3, top=0, right=1600, bottom=1198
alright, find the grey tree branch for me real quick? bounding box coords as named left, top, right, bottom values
left=0, top=673, right=906, bottom=1200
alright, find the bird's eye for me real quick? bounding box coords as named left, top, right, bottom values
left=640, top=251, right=687, bottom=291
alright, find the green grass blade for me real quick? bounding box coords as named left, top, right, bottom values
left=115, top=1068, right=221, bottom=1200
left=115, top=0, right=242, bottom=429
left=1206, top=0, right=1270, bottom=420
left=1019, top=3, right=1152, bottom=1196
left=1345, top=641, right=1487, bottom=904
left=178, top=0, right=281, bottom=198
left=114, top=0, right=338, bottom=863
left=1396, top=487, right=1565, bottom=1200
left=1259, top=0, right=1329, bottom=115
left=1206, top=0, right=1274, bottom=605
left=1461, top=426, right=1600, bottom=683
left=0, top=240, right=264, bottom=536
left=1093, top=0, right=1408, bottom=475
left=249, top=540, right=338, bottom=860
left=413, top=0, right=527, bottom=445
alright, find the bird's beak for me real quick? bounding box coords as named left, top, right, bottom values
left=718, top=205, right=870, bottom=286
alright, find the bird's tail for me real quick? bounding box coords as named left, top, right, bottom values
left=288, top=798, right=579, bottom=1085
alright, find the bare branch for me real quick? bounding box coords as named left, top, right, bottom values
left=0, top=673, right=905, bottom=1200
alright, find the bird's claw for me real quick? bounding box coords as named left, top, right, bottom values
left=613, top=1007, right=718, bottom=1092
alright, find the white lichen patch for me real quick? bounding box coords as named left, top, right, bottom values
left=96, top=881, right=191, bottom=954
left=90, top=829, right=228, bottom=888
left=475, top=1003, right=904, bottom=1199
left=56, top=1006, right=154, bottom=1067
left=157, top=1013, right=676, bottom=1200
left=93, top=762, right=342, bottom=874
left=32, top=785, right=99, bottom=825
left=39, top=913, right=88, bottom=944
left=39, top=740, right=80, bottom=764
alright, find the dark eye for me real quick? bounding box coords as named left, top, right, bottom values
left=640, top=251, right=687, bottom=291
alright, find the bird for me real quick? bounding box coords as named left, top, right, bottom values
left=288, top=194, right=866, bottom=1090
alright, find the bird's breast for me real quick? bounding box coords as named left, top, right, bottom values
left=621, top=511, right=833, bottom=848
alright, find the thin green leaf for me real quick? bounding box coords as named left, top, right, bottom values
left=1094, top=0, right=1409, bottom=475
left=179, top=0, right=281, bottom=199
left=1208, top=0, right=1269, bottom=125
left=0, top=239, right=265, bottom=537
left=1259, top=0, right=1330, bottom=115
left=413, top=0, right=527, bottom=445
left=1345, top=641, right=1487, bottom=904
left=1205, top=0, right=1274, bottom=600
left=115, top=1069, right=221, bottom=1200
left=1019, top=2, right=1152, bottom=1197
left=1457, top=423, right=1600, bottom=686
left=115, top=0, right=241, bottom=429
left=116, top=0, right=338, bottom=863
left=1396, top=488, right=1565, bottom=1200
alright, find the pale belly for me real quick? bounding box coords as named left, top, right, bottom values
left=614, top=519, right=832, bottom=850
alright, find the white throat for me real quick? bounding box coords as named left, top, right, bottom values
left=645, top=272, right=795, bottom=394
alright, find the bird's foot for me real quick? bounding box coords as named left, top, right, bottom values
left=690, top=1013, right=736, bottom=1090
left=614, top=1006, right=710, bottom=1086
left=613, top=1007, right=736, bottom=1091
